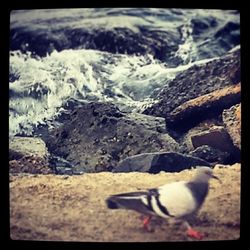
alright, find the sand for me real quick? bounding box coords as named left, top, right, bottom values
left=10, top=163, right=240, bottom=242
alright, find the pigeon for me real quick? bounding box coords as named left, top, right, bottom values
left=106, top=166, right=221, bottom=240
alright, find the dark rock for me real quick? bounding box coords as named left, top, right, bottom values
left=167, top=83, right=241, bottom=131
left=179, top=118, right=224, bottom=152
left=113, top=153, right=156, bottom=173
left=192, top=18, right=240, bottom=59
left=9, top=149, right=24, bottom=161
left=190, top=145, right=230, bottom=164
left=114, top=152, right=210, bottom=173
left=191, top=17, right=218, bottom=36
left=10, top=26, right=180, bottom=65
left=190, top=125, right=240, bottom=163
left=45, top=102, right=179, bottom=173
left=191, top=126, right=235, bottom=153
left=54, top=167, right=74, bottom=175
left=48, top=155, right=74, bottom=174
left=10, top=10, right=240, bottom=66
left=143, top=49, right=241, bottom=121
left=222, top=103, right=241, bottom=150
left=215, top=22, right=240, bottom=46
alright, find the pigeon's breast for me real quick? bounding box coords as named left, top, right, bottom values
left=158, top=181, right=198, bottom=218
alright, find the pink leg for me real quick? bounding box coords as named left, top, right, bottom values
left=142, top=215, right=152, bottom=231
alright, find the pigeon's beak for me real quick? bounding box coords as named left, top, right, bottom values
left=212, top=174, right=222, bottom=184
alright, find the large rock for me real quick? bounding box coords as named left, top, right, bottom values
left=222, top=103, right=241, bottom=150
left=113, top=152, right=210, bottom=173
left=179, top=118, right=223, bottom=152
left=45, top=102, right=179, bottom=173
left=189, top=145, right=230, bottom=164
left=191, top=18, right=240, bottom=59
left=10, top=10, right=240, bottom=66
left=9, top=136, right=49, bottom=160
left=190, top=126, right=240, bottom=163
left=9, top=136, right=52, bottom=174
left=167, top=83, right=241, bottom=131
left=10, top=26, right=179, bottom=65
left=143, top=49, right=240, bottom=119
left=191, top=126, right=235, bottom=152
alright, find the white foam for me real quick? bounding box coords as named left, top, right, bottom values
left=9, top=49, right=180, bottom=136
left=10, top=45, right=233, bottom=136
left=229, top=44, right=241, bottom=53
left=174, top=19, right=198, bottom=64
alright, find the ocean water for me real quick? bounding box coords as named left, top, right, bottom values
left=9, top=8, right=240, bottom=136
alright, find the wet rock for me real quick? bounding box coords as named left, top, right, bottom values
left=45, top=102, right=179, bottom=173
left=222, top=103, right=241, bottom=150
left=10, top=26, right=179, bottom=65
left=190, top=145, right=230, bottom=164
left=192, top=18, right=240, bottom=59
left=214, top=21, right=240, bottom=47
left=143, top=49, right=241, bottom=120
left=167, top=83, right=241, bottom=131
left=113, top=151, right=210, bottom=173
left=48, top=155, right=74, bottom=175
left=54, top=167, right=74, bottom=175
left=9, top=136, right=49, bottom=160
left=10, top=9, right=240, bottom=66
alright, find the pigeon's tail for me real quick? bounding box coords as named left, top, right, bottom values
left=106, top=197, right=120, bottom=209
left=106, top=195, right=136, bottom=210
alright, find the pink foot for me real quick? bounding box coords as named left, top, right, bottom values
left=186, top=228, right=204, bottom=240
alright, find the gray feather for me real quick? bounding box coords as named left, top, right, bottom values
left=106, top=191, right=154, bottom=215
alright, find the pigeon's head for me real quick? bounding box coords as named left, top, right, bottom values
left=194, top=166, right=221, bottom=183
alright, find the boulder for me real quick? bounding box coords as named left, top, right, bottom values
left=190, top=145, right=230, bottom=164
left=10, top=26, right=179, bottom=65
left=45, top=102, right=179, bottom=173
left=191, top=126, right=235, bottom=153
left=9, top=136, right=49, bottom=160
left=179, top=118, right=223, bottom=152
left=190, top=125, right=240, bottom=163
left=143, top=49, right=240, bottom=119
left=9, top=136, right=52, bottom=174
left=10, top=10, right=240, bottom=66
left=167, top=83, right=241, bottom=131
left=113, top=151, right=210, bottom=173
left=222, top=103, right=241, bottom=150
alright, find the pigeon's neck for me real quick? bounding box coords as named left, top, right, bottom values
left=186, top=181, right=209, bottom=209
left=192, top=173, right=211, bottom=183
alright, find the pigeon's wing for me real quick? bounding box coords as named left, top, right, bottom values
left=106, top=188, right=177, bottom=218
left=106, top=191, right=156, bottom=215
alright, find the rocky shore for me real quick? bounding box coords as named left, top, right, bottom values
left=9, top=47, right=241, bottom=175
